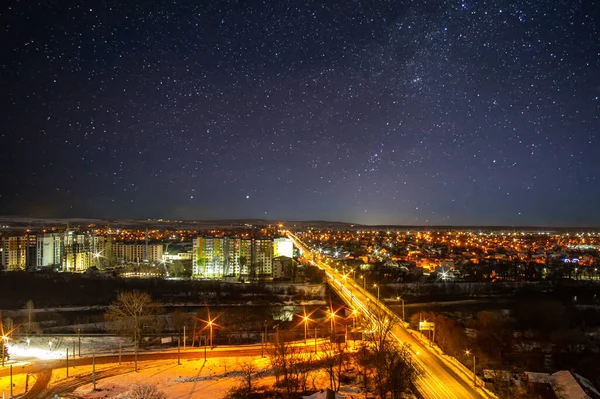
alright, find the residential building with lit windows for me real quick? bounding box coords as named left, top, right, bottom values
left=253, top=238, right=273, bottom=276
left=62, top=232, right=101, bottom=272
left=192, top=236, right=275, bottom=279
left=0, top=235, right=29, bottom=271
left=36, top=233, right=63, bottom=268
left=114, top=242, right=164, bottom=264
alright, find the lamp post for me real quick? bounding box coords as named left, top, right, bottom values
left=1, top=335, right=7, bottom=367
left=303, top=316, right=309, bottom=344
left=360, top=275, right=366, bottom=290
left=329, top=312, right=336, bottom=339
left=396, top=296, right=405, bottom=322
left=373, top=284, right=380, bottom=302
left=466, top=350, right=476, bottom=387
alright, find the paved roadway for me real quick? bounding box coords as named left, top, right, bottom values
left=1, top=342, right=328, bottom=398
left=286, top=231, right=496, bottom=399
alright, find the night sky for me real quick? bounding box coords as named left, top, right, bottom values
left=1, top=1, right=599, bottom=226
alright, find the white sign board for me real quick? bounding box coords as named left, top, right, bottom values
left=419, top=321, right=435, bottom=331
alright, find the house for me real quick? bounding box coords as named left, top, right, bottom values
left=552, top=370, right=600, bottom=399
left=485, top=370, right=600, bottom=399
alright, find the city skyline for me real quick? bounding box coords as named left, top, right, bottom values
left=1, top=1, right=599, bottom=226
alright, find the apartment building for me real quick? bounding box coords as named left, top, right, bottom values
left=36, top=233, right=63, bottom=268
left=192, top=236, right=275, bottom=279
left=114, top=242, right=164, bottom=264
left=0, top=235, right=29, bottom=271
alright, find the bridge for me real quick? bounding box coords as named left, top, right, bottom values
left=286, top=231, right=496, bottom=399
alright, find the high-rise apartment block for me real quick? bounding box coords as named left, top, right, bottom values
left=0, top=235, right=29, bottom=271
left=114, top=242, right=164, bottom=264
left=0, top=231, right=163, bottom=272
left=36, top=233, right=64, bottom=268
left=192, top=236, right=277, bottom=279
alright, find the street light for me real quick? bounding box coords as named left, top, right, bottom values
left=373, top=284, right=380, bottom=302
left=465, top=350, right=476, bottom=387
left=329, top=311, right=337, bottom=338
left=198, top=306, right=220, bottom=349
left=396, top=296, right=405, bottom=322
left=1, top=335, right=7, bottom=367
left=303, top=316, right=309, bottom=344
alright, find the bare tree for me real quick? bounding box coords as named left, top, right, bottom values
left=364, top=305, right=421, bottom=399
left=267, top=340, right=311, bottom=398
left=23, top=300, right=42, bottom=337
left=237, top=357, right=261, bottom=394
left=319, top=341, right=346, bottom=392
left=354, top=343, right=374, bottom=394
left=128, top=383, right=167, bottom=399
left=105, top=291, right=162, bottom=346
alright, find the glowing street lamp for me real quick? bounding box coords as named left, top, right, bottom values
left=373, top=284, right=380, bottom=302
left=207, top=320, right=215, bottom=347
left=329, top=311, right=337, bottom=337
left=396, top=296, right=405, bottom=322
left=465, top=350, right=476, bottom=387
left=198, top=307, right=220, bottom=348
left=303, top=315, right=310, bottom=344
left=1, top=335, right=7, bottom=367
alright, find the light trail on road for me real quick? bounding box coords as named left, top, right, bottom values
left=286, top=231, right=495, bottom=399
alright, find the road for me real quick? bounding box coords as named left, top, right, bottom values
left=287, top=231, right=496, bottom=399
left=1, top=342, right=327, bottom=398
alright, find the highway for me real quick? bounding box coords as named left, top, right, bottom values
left=286, top=231, right=496, bottom=399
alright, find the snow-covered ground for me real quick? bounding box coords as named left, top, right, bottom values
left=8, top=335, right=133, bottom=362
left=54, top=356, right=362, bottom=399
left=71, top=357, right=274, bottom=399
left=0, top=372, right=27, bottom=397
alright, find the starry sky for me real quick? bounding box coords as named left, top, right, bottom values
left=1, top=0, right=599, bottom=226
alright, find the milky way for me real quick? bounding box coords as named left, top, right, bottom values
left=1, top=0, right=599, bottom=226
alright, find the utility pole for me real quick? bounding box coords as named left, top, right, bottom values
left=92, top=355, right=96, bottom=390
left=183, top=326, right=186, bottom=351
left=78, top=328, right=81, bottom=357
left=177, top=338, right=181, bottom=365
left=66, top=348, right=69, bottom=377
